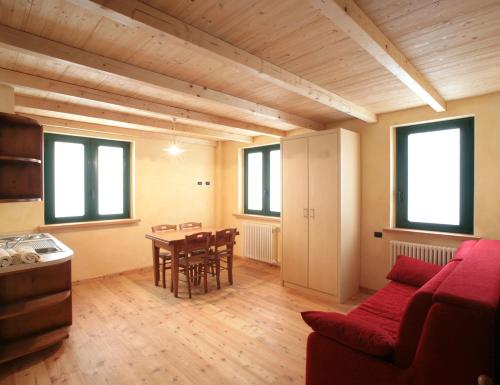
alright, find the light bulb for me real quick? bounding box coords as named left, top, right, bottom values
left=165, top=145, right=185, bottom=156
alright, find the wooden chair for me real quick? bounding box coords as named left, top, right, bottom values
left=211, top=228, right=237, bottom=285
left=151, top=224, right=176, bottom=289
left=178, top=232, right=212, bottom=298
left=179, top=222, right=202, bottom=230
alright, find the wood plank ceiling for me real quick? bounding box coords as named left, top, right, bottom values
left=0, top=0, right=499, bottom=142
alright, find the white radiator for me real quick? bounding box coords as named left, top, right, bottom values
left=390, top=241, right=456, bottom=268
left=243, top=223, right=279, bottom=264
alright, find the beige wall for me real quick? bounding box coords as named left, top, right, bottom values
left=328, top=92, right=500, bottom=290
left=0, top=127, right=216, bottom=281
left=216, top=136, right=281, bottom=260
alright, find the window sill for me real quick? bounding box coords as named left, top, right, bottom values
left=383, top=227, right=480, bottom=240
left=39, top=218, right=141, bottom=231
left=233, top=213, right=280, bottom=224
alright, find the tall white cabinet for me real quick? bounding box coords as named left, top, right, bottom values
left=281, top=128, right=360, bottom=303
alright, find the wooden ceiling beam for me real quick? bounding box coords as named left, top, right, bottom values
left=310, top=0, right=446, bottom=112
left=68, top=0, right=377, bottom=123
left=0, top=68, right=284, bottom=137
left=0, top=24, right=321, bottom=131
left=24, top=114, right=215, bottom=147
left=14, top=96, right=253, bottom=143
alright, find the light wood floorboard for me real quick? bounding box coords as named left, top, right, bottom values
left=0, top=258, right=365, bottom=385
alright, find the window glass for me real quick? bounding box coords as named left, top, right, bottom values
left=98, top=146, right=124, bottom=215
left=54, top=141, right=85, bottom=218
left=407, top=129, right=460, bottom=225
left=247, top=152, right=263, bottom=211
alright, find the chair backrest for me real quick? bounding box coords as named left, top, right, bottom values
left=215, top=228, right=236, bottom=252
left=152, top=224, right=177, bottom=233
left=179, top=222, right=202, bottom=230
left=184, top=232, right=210, bottom=257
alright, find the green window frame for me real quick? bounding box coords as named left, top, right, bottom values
left=395, top=117, right=474, bottom=234
left=44, top=133, right=131, bottom=224
left=244, top=144, right=280, bottom=217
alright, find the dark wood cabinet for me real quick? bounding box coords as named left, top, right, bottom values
left=0, top=112, right=43, bottom=202
left=0, top=260, right=72, bottom=363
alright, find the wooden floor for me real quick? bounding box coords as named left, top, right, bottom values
left=0, top=258, right=365, bottom=385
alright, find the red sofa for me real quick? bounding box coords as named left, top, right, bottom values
left=302, top=239, right=500, bottom=385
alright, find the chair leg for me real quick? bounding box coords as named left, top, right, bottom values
left=228, top=256, right=233, bottom=285
left=170, top=268, right=174, bottom=292
left=215, top=258, right=221, bottom=290
left=203, top=260, right=208, bottom=293
left=197, top=264, right=202, bottom=285
left=186, top=265, right=192, bottom=299
left=162, top=260, right=166, bottom=288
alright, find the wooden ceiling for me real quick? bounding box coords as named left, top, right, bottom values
left=0, top=0, right=499, bottom=142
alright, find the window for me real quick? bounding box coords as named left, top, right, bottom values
left=244, top=144, right=280, bottom=217
left=395, top=117, right=474, bottom=234
left=44, top=133, right=131, bottom=224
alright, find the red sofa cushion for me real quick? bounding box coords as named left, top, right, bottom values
left=394, top=260, right=461, bottom=367
left=434, top=239, right=500, bottom=312
left=350, top=282, right=417, bottom=339
left=387, top=255, right=443, bottom=287
left=301, top=311, right=395, bottom=357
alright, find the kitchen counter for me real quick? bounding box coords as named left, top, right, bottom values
left=0, top=233, right=73, bottom=274
left=0, top=233, right=73, bottom=363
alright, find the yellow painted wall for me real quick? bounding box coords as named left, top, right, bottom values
left=217, top=136, right=282, bottom=261
left=0, top=127, right=216, bottom=281
left=328, top=92, right=500, bottom=290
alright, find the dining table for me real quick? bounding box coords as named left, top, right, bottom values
left=145, top=227, right=239, bottom=297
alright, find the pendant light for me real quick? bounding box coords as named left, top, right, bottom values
left=165, top=118, right=185, bottom=156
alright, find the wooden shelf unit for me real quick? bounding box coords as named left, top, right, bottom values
left=0, top=260, right=72, bottom=364
left=0, top=112, right=43, bottom=202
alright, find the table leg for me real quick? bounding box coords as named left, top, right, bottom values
left=172, top=245, right=180, bottom=298
left=152, top=242, right=160, bottom=286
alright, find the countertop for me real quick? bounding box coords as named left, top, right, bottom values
left=0, top=233, right=73, bottom=275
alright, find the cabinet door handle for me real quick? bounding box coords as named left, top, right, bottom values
left=303, top=208, right=309, bottom=218
left=310, top=208, right=315, bottom=218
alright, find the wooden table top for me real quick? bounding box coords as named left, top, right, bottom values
left=145, top=227, right=238, bottom=245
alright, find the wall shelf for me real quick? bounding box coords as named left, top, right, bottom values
left=0, top=112, right=43, bottom=202
left=0, top=155, right=42, bottom=164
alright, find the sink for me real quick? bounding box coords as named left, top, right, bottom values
left=0, top=233, right=62, bottom=254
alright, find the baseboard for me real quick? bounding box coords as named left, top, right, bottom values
left=359, top=286, right=377, bottom=295
left=234, top=254, right=280, bottom=267
left=73, top=266, right=152, bottom=285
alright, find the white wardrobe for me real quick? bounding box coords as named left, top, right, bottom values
left=281, top=128, right=360, bottom=303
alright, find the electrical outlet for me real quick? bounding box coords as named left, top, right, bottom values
left=374, top=231, right=383, bottom=238
left=197, top=181, right=202, bottom=185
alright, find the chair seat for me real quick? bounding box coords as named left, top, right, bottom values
left=179, top=255, right=206, bottom=266
left=159, top=250, right=172, bottom=259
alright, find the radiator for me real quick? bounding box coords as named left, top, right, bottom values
left=243, top=223, right=279, bottom=264
left=390, top=241, right=456, bottom=267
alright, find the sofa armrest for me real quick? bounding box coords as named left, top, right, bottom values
left=302, top=311, right=395, bottom=358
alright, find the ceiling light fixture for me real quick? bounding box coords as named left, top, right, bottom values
left=164, top=118, right=185, bottom=156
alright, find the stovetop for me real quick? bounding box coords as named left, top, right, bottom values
left=0, top=233, right=63, bottom=254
